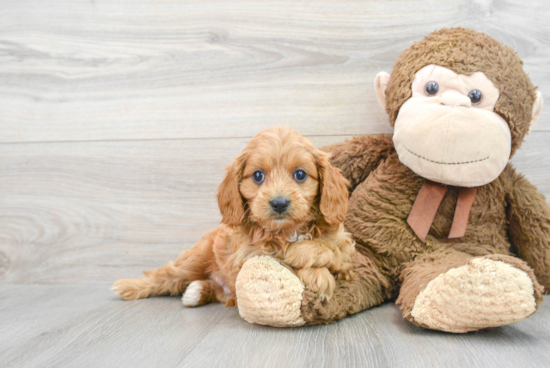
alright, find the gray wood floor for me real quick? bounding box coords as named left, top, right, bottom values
left=1, top=0, right=550, bottom=367
left=1, top=286, right=549, bottom=368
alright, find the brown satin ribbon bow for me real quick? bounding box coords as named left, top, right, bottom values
left=407, top=180, right=477, bottom=242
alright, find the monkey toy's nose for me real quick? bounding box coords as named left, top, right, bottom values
left=440, top=91, right=471, bottom=108
left=270, top=197, right=290, bottom=214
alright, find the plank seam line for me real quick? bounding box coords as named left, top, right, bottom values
left=0, top=133, right=370, bottom=145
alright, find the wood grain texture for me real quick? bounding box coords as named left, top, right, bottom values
left=1, top=285, right=549, bottom=368
left=1, top=133, right=548, bottom=284
left=1, top=1, right=550, bottom=365
left=0, top=0, right=549, bottom=143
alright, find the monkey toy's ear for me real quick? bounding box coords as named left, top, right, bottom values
left=528, top=91, right=544, bottom=134
left=374, top=72, right=391, bottom=110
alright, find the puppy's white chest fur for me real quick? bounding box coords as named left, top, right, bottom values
left=287, top=231, right=312, bottom=243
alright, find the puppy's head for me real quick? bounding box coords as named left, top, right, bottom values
left=217, top=126, right=349, bottom=231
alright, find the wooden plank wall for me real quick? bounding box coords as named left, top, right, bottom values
left=1, top=0, right=549, bottom=284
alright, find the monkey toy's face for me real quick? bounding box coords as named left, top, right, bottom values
left=376, top=64, right=543, bottom=188
left=378, top=64, right=513, bottom=187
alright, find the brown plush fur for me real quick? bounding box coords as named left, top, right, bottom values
left=301, top=249, right=392, bottom=325
left=299, top=134, right=549, bottom=326
left=112, top=126, right=355, bottom=304
left=296, top=28, right=550, bottom=327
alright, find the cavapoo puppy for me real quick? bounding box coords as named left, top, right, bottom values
left=112, top=126, right=355, bottom=307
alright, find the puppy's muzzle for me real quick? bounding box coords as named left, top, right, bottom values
left=270, top=197, right=290, bottom=215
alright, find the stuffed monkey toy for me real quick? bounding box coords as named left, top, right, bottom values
left=235, top=28, right=550, bottom=333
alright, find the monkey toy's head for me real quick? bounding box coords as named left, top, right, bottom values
left=375, top=28, right=543, bottom=187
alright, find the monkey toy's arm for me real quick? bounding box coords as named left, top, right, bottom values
left=505, top=165, right=550, bottom=293
left=321, top=134, right=394, bottom=191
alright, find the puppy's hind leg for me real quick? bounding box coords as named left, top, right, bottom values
left=182, top=279, right=228, bottom=307
left=112, top=260, right=191, bottom=301
left=112, top=226, right=229, bottom=300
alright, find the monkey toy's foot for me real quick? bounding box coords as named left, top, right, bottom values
left=409, top=256, right=542, bottom=333
left=236, top=256, right=306, bottom=327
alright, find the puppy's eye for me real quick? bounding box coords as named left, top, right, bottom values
left=293, top=169, right=307, bottom=183
left=468, top=89, right=483, bottom=105
left=425, top=81, right=439, bottom=96
left=252, top=170, right=265, bottom=184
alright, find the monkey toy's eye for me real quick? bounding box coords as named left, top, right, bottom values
left=293, top=169, right=307, bottom=183
left=252, top=170, right=265, bottom=184
left=468, top=89, right=483, bottom=105
left=425, top=81, right=439, bottom=96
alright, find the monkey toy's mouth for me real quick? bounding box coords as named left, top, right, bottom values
left=395, top=134, right=508, bottom=187
left=402, top=146, right=490, bottom=166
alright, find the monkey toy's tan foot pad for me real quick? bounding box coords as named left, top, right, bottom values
left=411, top=257, right=539, bottom=333
left=236, top=256, right=306, bottom=327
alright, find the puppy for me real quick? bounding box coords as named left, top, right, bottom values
left=112, top=126, right=354, bottom=307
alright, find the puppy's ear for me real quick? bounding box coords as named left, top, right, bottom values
left=317, top=151, right=349, bottom=225
left=217, top=154, right=246, bottom=226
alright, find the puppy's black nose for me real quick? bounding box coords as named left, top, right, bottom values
left=270, top=197, right=290, bottom=214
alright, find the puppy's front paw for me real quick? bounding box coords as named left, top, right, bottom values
left=335, top=269, right=355, bottom=282
left=112, top=278, right=150, bottom=300
left=296, top=267, right=336, bottom=301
